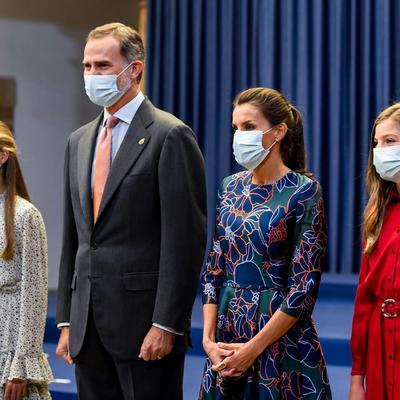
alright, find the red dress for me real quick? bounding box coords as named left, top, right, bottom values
left=351, top=192, right=400, bottom=400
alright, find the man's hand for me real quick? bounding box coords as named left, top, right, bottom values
left=3, top=379, right=27, bottom=400
left=139, top=326, right=175, bottom=361
left=55, top=327, right=73, bottom=364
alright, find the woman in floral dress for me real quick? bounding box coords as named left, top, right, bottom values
left=199, top=88, right=331, bottom=400
left=0, top=121, right=53, bottom=400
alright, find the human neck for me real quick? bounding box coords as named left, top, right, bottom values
left=251, top=154, right=290, bottom=185
left=106, top=85, right=140, bottom=115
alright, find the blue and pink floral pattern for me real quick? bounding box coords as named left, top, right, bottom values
left=199, top=171, right=331, bottom=400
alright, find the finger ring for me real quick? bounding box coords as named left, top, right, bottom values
left=217, top=362, right=227, bottom=371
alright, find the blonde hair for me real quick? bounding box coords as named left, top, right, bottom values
left=87, top=22, right=145, bottom=82
left=364, top=103, right=400, bottom=254
left=0, top=121, right=30, bottom=260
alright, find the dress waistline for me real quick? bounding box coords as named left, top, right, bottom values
left=376, top=297, right=400, bottom=318
left=225, top=282, right=289, bottom=292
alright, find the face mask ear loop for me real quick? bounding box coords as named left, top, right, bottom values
left=117, top=60, right=135, bottom=77
left=263, top=126, right=275, bottom=135
left=266, top=139, right=278, bottom=152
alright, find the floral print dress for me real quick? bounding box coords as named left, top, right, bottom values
left=199, top=171, right=331, bottom=400
left=0, top=194, right=53, bottom=399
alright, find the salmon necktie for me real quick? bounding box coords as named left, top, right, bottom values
left=93, top=115, right=119, bottom=222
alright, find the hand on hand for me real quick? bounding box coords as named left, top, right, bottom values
left=55, top=327, right=73, bottom=365
left=203, top=340, right=234, bottom=370
left=3, top=378, right=28, bottom=400
left=211, top=342, right=259, bottom=378
left=139, top=326, right=175, bottom=361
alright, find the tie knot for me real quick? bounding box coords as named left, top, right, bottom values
left=106, top=115, right=119, bottom=129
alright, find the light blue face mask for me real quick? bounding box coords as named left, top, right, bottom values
left=373, top=144, right=400, bottom=182
left=233, top=126, right=277, bottom=170
left=84, top=60, right=134, bottom=107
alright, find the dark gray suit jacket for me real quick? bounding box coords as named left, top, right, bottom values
left=56, top=98, right=207, bottom=361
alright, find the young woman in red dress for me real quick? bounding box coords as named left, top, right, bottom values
left=350, top=103, right=400, bottom=400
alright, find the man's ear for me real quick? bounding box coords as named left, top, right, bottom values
left=130, top=60, right=144, bottom=82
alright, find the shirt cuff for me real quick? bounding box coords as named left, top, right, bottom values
left=152, top=323, right=184, bottom=336
left=57, top=322, right=70, bottom=329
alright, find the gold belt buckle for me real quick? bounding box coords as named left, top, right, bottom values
left=382, top=299, right=398, bottom=318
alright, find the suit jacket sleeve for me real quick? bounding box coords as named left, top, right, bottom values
left=56, top=137, right=79, bottom=324
left=152, top=124, right=207, bottom=333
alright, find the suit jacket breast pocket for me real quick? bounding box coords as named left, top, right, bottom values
left=123, top=172, right=151, bottom=183
left=122, top=271, right=158, bottom=291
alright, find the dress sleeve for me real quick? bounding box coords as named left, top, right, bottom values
left=201, top=182, right=226, bottom=305
left=350, top=251, right=374, bottom=376
left=279, top=180, right=327, bottom=320
left=8, top=206, right=53, bottom=383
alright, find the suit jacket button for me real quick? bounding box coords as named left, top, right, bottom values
left=91, top=242, right=98, bottom=250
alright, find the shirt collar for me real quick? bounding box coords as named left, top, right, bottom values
left=102, top=91, right=145, bottom=126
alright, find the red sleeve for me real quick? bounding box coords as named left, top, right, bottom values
left=350, top=251, right=375, bottom=376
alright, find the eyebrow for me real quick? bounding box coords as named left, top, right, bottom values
left=376, top=132, right=400, bottom=138
left=232, top=119, right=256, bottom=128
left=82, top=60, right=113, bottom=66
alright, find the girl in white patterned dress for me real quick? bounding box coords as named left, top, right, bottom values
left=0, top=121, right=52, bottom=400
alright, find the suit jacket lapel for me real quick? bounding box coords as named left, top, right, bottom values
left=95, top=98, right=154, bottom=224
left=77, top=114, right=103, bottom=229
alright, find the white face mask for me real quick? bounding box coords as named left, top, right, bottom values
left=233, top=126, right=277, bottom=170
left=84, top=60, right=134, bottom=107
left=373, top=144, right=400, bottom=182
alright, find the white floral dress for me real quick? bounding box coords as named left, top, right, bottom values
left=0, top=194, right=53, bottom=399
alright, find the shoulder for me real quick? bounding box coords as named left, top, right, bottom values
left=147, top=103, right=196, bottom=141
left=152, top=106, right=186, bottom=128
left=141, top=98, right=184, bottom=127
left=15, top=197, right=45, bottom=230
left=68, top=116, right=102, bottom=143
left=288, top=172, right=322, bottom=194
left=287, top=173, right=324, bottom=209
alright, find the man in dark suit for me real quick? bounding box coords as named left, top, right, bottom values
left=55, top=22, right=207, bottom=400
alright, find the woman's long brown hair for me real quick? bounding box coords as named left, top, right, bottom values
left=0, top=121, right=30, bottom=260
left=364, top=103, right=400, bottom=255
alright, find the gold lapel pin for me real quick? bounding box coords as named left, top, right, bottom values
left=138, top=138, right=145, bottom=145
